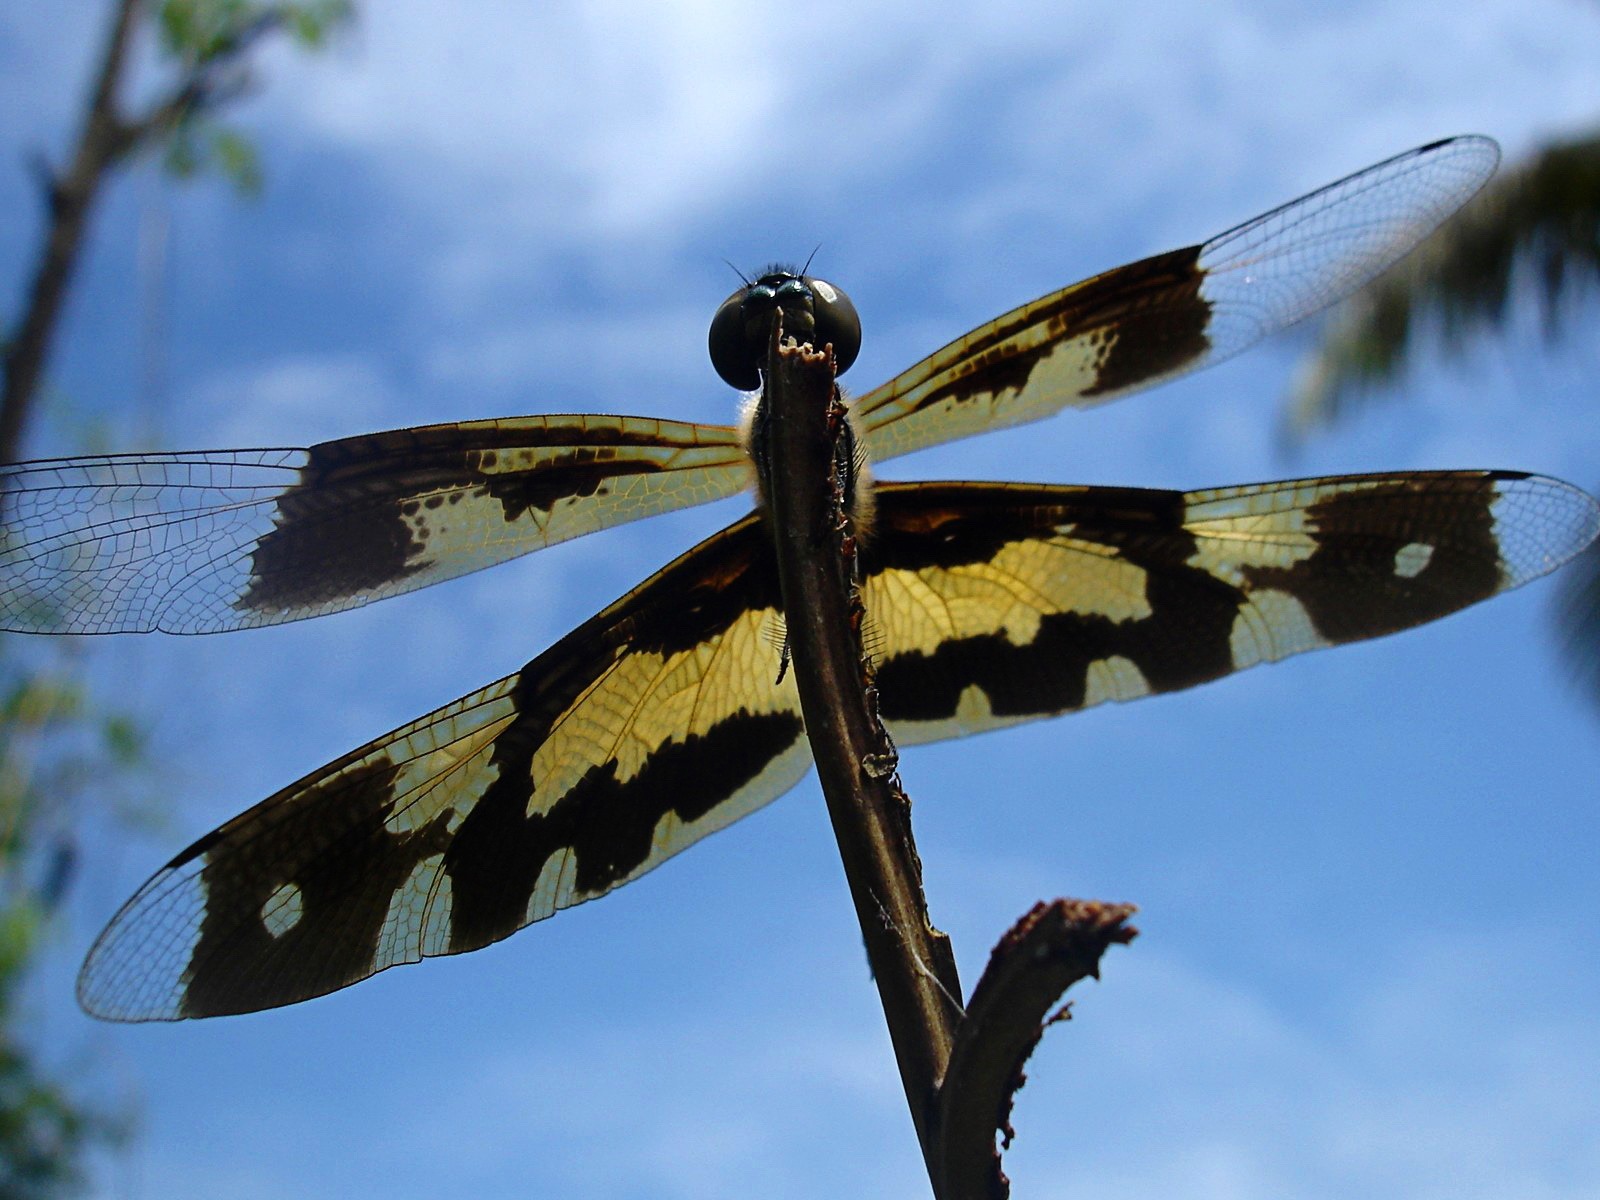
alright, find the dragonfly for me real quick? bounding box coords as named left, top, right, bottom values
left=5, top=135, right=1595, bottom=1022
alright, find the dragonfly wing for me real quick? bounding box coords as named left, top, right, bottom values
left=860, top=471, right=1597, bottom=743
left=855, top=136, right=1500, bottom=462
left=0, top=414, right=748, bottom=634
left=77, top=469, right=1599, bottom=1017
left=77, top=509, right=813, bottom=1019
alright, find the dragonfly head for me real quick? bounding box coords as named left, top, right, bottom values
left=708, top=269, right=861, bottom=390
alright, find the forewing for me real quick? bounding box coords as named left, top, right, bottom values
left=855, top=136, right=1500, bottom=462
left=1, top=415, right=747, bottom=634
left=861, top=472, right=1598, bottom=742
left=78, top=511, right=811, bottom=1020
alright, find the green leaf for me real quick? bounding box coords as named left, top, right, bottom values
left=161, top=126, right=202, bottom=180
left=158, top=0, right=352, bottom=61
left=101, top=717, right=145, bottom=767
left=287, top=0, right=354, bottom=46
left=156, top=0, right=198, bottom=57
left=158, top=0, right=254, bottom=62
left=0, top=904, right=43, bottom=991
left=210, top=126, right=263, bottom=195
left=0, top=644, right=148, bottom=1195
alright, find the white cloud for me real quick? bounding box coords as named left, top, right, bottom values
left=286, top=4, right=776, bottom=223
left=109, top=0, right=1593, bottom=440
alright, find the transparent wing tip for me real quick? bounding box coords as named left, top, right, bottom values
left=1493, top=474, right=1600, bottom=588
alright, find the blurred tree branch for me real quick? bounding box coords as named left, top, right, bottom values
left=1286, top=132, right=1600, bottom=437
left=0, top=0, right=351, bottom=464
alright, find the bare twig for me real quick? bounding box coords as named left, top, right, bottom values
left=758, top=320, right=1142, bottom=1198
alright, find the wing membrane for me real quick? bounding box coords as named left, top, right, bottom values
left=863, top=471, right=1597, bottom=741
left=855, top=136, right=1500, bottom=461
left=77, top=510, right=809, bottom=1019
left=0, top=415, right=747, bottom=634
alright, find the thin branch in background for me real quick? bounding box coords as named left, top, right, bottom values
left=0, top=0, right=351, bottom=464
left=0, top=0, right=143, bottom=465
left=0, top=5, right=350, bottom=1194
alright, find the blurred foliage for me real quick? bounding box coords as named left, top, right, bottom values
left=1286, top=130, right=1600, bottom=709
left=0, top=1, right=354, bottom=1194
left=1558, top=540, right=1600, bottom=709
left=164, top=121, right=264, bottom=194
left=0, top=659, right=149, bottom=1198
left=156, top=0, right=353, bottom=194
left=158, top=0, right=350, bottom=59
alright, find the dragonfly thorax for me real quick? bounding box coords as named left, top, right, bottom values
left=739, top=377, right=874, bottom=542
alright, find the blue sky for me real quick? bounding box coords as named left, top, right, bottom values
left=5, top=3, right=1600, bottom=1197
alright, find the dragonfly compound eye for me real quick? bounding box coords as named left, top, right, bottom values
left=802, top=276, right=861, bottom=378
left=708, top=273, right=862, bottom=389
left=708, top=283, right=768, bottom=391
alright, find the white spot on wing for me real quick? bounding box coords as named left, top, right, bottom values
left=1393, top=541, right=1434, bottom=579
left=261, top=882, right=303, bottom=939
